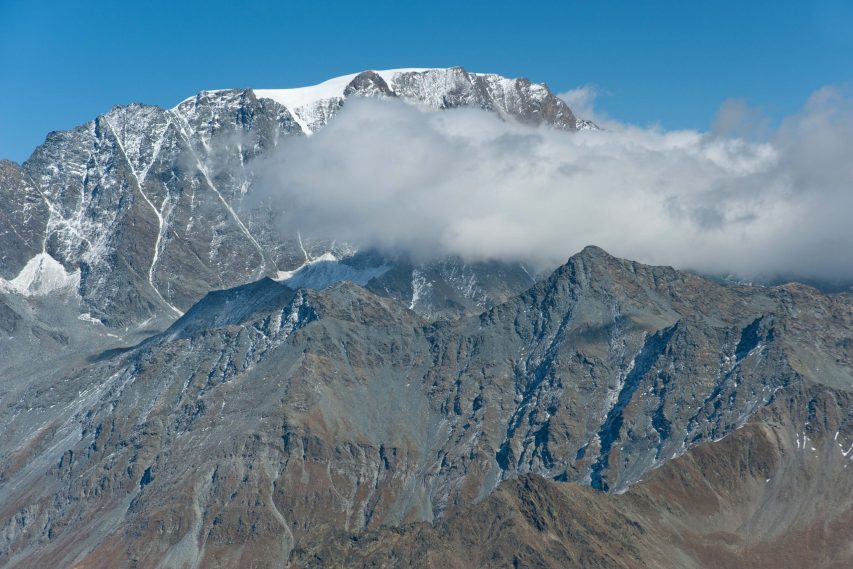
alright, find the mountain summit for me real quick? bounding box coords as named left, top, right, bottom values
left=253, top=67, right=586, bottom=133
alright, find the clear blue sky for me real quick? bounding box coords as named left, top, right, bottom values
left=1, top=0, right=851, bottom=162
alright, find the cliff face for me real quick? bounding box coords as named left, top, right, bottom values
left=1, top=247, right=850, bottom=568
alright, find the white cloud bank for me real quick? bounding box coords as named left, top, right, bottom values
left=253, top=86, right=853, bottom=284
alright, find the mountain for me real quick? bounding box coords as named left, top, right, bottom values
left=1, top=67, right=582, bottom=330
left=0, top=67, right=850, bottom=568
left=0, top=247, right=850, bottom=567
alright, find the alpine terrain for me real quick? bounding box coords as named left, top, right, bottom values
left=0, top=67, right=850, bottom=568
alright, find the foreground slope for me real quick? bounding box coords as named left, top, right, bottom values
left=0, top=247, right=850, bottom=567
left=293, top=416, right=852, bottom=568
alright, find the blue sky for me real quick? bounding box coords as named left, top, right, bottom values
left=1, top=0, right=851, bottom=162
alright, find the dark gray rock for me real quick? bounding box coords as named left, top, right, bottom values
left=0, top=161, right=49, bottom=280
left=344, top=71, right=396, bottom=98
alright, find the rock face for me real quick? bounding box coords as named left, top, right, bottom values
left=0, top=161, right=49, bottom=281
left=380, top=67, right=578, bottom=129
left=0, top=247, right=850, bottom=567
left=18, top=94, right=299, bottom=325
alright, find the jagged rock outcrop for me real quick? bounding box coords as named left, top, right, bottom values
left=256, top=67, right=580, bottom=134
left=18, top=95, right=300, bottom=325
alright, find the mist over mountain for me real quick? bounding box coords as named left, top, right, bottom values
left=252, top=85, right=853, bottom=285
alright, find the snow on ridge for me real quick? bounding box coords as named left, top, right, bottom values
left=0, top=253, right=80, bottom=297
left=373, top=68, right=434, bottom=86
left=176, top=68, right=587, bottom=136
left=254, top=68, right=430, bottom=110
left=253, top=68, right=430, bottom=134
left=254, top=73, right=357, bottom=110
left=168, top=67, right=587, bottom=128
left=276, top=252, right=388, bottom=290
left=252, top=67, right=529, bottom=110
left=192, top=67, right=502, bottom=112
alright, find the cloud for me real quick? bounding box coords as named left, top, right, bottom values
left=557, top=85, right=599, bottom=119
left=251, top=87, right=853, bottom=285
left=711, top=98, right=772, bottom=140
left=557, top=84, right=617, bottom=129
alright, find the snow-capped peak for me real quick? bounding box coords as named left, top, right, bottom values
left=173, top=67, right=587, bottom=136
left=249, top=67, right=584, bottom=135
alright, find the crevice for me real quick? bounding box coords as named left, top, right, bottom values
left=495, top=293, right=576, bottom=472
left=735, top=317, right=762, bottom=362
left=590, top=322, right=678, bottom=491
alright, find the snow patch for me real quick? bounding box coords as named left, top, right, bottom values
left=254, top=74, right=357, bottom=111
left=276, top=252, right=388, bottom=290
left=409, top=269, right=431, bottom=311
left=0, top=253, right=79, bottom=296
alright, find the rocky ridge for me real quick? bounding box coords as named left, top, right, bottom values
left=0, top=247, right=850, bottom=567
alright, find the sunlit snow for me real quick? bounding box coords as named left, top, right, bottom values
left=0, top=253, right=79, bottom=296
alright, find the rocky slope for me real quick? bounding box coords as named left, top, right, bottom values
left=0, top=247, right=849, bottom=567
left=292, top=414, right=853, bottom=569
